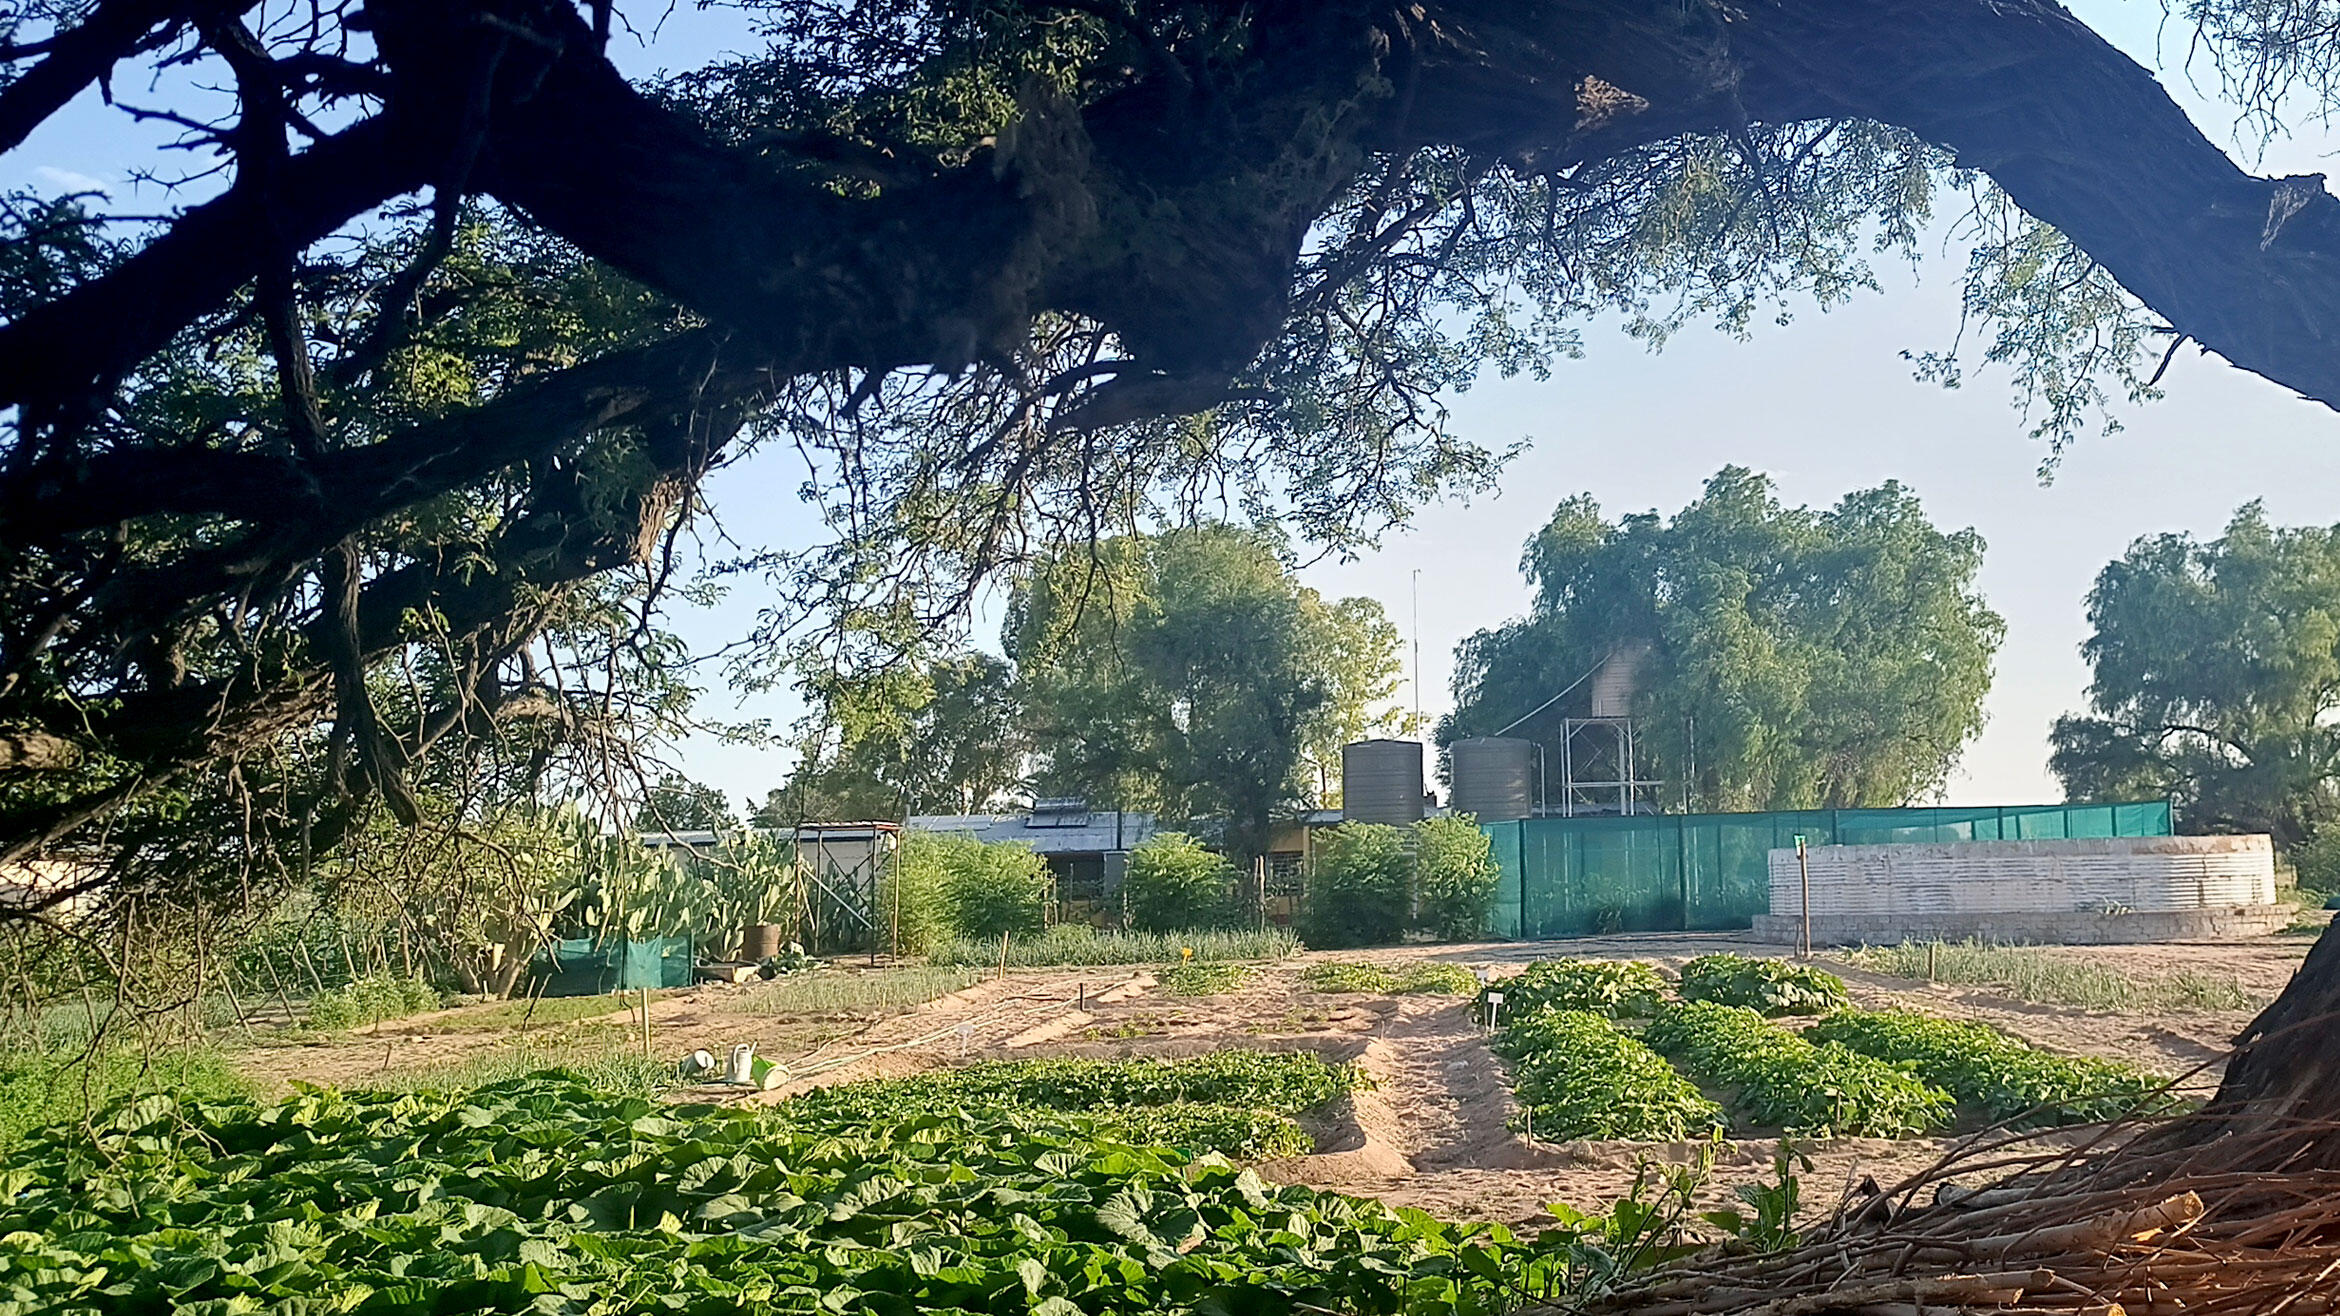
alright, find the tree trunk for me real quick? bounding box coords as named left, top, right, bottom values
left=2155, top=917, right=2340, bottom=1170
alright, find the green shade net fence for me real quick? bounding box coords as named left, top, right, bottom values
left=1483, top=802, right=2173, bottom=939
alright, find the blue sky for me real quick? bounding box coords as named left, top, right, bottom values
left=10, top=2, right=2339, bottom=813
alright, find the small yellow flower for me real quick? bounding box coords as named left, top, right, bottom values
left=1180, top=946, right=1195, bottom=962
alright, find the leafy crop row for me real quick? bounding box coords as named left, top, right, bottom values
left=305, top=973, right=441, bottom=1030
left=1644, top=1001, right=1952, bottom=1138
left=1492, top=1009, right=1724, bottom=1142
left=1482, top=959, right=1667, bottom=1020
left=1160, top=961, right=1250, bottom=996
left=0, top=1076, right=1583, bottom=1315
left=1807, top=1009, right=2174, bottom=1127
left=1302, top=961, right=1479, bottom=995
left=1677, top=955, right=1848, bottom=1016
left=777, top=1052, right=1361, bottom=1159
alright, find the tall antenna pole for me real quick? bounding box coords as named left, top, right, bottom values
left=1411, top=568, right=1422, bottom=737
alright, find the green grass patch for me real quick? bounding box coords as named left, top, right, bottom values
left=392, top=992, right=633, bottom=1033
left=0, top=1074, right=1586, bottom=1314
left=735, top=967, right=980, bottom=1016
left=1492, top=1009, right=1723, bottom=1143
left=1301, top=960, right=1480, bottom=995
left=0, top=1043, right=254, bottom=1154
left=1677, top=955, right=1848, bottom=1016
left=1841, top=940, right=2251, bottom=1012
left=1807, top=1009, right=2178, bottom=1127
left=1482, top=959, right=1667, bottom=1020
left=780, top=1051, right=1364, bottom=1159
left=1645, top=1000, right=1952, bottom=1138
left=930, top=925, right=1298, bottom=968
left=1161, top=961, right=1250, bottom=996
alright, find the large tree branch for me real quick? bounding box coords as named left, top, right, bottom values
left=0, top=0, right=219, bottom=155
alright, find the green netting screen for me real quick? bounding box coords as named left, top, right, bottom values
left=1482, top=801, right=2173, bottom=939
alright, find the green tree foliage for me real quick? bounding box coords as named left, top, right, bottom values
left=2051, top=503, right=2340, bottom=845
left=1412, top=815, right=1501, bottom=941
left=1011, top=524, right=1402, bottom=864
left=1296, top=823, right=1414, bottom=950
left=883, top=832, right=973, bottom=956
left=1120, top=832, right=1236, bottom=934
left=768, top=653, right=1029, bottom=824
left=633, top=774, right=738, bottom=834
left=1445, top=468, right=2003, bottom=810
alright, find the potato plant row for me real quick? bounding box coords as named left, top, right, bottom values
left=1491, top=1008, right=1725, bottom=1142
left=1642, top=1001, right=1954, bottom=1138
left=1806, top=1009, right=2175, bottom=1128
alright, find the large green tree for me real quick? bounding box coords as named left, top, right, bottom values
left=1445, top=468, right=2003, bottom=810
left=761, top=652, right=1027, bottom=823
left=1010, top=524, right=1401, bottom=864
left=2051, top=503, right=2340, bottom=846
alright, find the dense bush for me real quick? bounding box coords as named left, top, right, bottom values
left=1296, top=823, right=1413, bottom=949
left=1492, top=1008, right=1724, bottom=1142
left=1646, top=1000, right=1952, bottom=1138
left=1413, top=815, right=1500, bottom=941
left=891, top=832, right=1053, bottom=946
left=1120, top=832, right=1236, bottom=933
left=1485, top=959, right=1668, bottom=1021
left=305, top=974, right=441, bottom=1030
left=880, top=831, right=962, bottom=955
left=1677, top=954, right=1849, bottom=1016
left=1809, top=1009, right=2176, bottom=1127
left=1302, top=960, right=1480, bottom=995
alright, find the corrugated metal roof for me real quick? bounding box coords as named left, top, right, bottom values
left=906, top=810, right=1161, bottom=855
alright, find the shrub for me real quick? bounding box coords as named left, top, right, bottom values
left=1484, top=959, right=1668, bottom=1021
left=1413, top=815, right=1500, bottom=940
left=1297, top=823, right=1413, bottom=949
left=1841, top=940, right=2250, bottom=1012
left=1646, top=1000, right=1951, bottom=1138
left=305, top=974, right=441, bottom=1030
left=1120, top=832, right=1236, bottom=933
left=893, top=832, right=1053, bottom=946
left=1302, top=961, right=1479, bottom=995
left=1678, top=954, right=1848, bottom=1016
left=1492, top=1008, right=1724, bottom=1142
left=1808, top=1009, right=2177, bottom=1127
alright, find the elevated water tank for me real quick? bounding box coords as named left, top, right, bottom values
left=1449, top=737, right=1536, bottom=821
left=1587, top=640, right=1652, bottom=720
left=1341, top=740, right=1425, bottom=824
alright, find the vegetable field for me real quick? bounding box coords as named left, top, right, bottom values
left=0, top=1076, right=1578, bottom=1315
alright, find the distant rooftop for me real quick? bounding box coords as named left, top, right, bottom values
left=907, top=809, right=1160, bottom=855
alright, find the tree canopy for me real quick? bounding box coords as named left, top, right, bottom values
left=761, top=652, right=1027, bottom=823
left=8, top=0, right=2340, bottom=917
left=2051, top=503, right=2340, bottom=846
left=1010, top=523, right=1401, bottom=862
left=1444, top=468, right=2003, bottom=810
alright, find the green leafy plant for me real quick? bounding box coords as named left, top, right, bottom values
left=0, top=1074, right=1607, bottom=1315
left=1644, top=1000, right=1952, bottom=1138
left=1160, top=961, right=1250, bottom=996
left=1677, top=954, right=1849, bottom=1016
left=1701, top=1144, right=1809, bottom=1250
left=1413, top=815, right=1501, bottom=941
left=757, top=943, right=820, bottom=978
left=1296, top=823, right=1414, bottom=949
left=1484, top=959, right=1669, bottom=1020
left=1121, top=832, right=1237, bottom=933
left=1302, top=960, right=1480, bottom=995
left=1492, top=1009, right=1725, bottom=1142
left=882, top=830, right=966, bottom=955
left=304, top=974, right=441, bottom=1031
left=1807, top=1009, right=2177, bottom=1127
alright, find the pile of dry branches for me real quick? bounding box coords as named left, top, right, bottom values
left=1573, top=1119, right=2340, bottom=1316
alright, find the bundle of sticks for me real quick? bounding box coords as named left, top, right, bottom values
left=1569, top=1120, right=2340, bottom=1316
